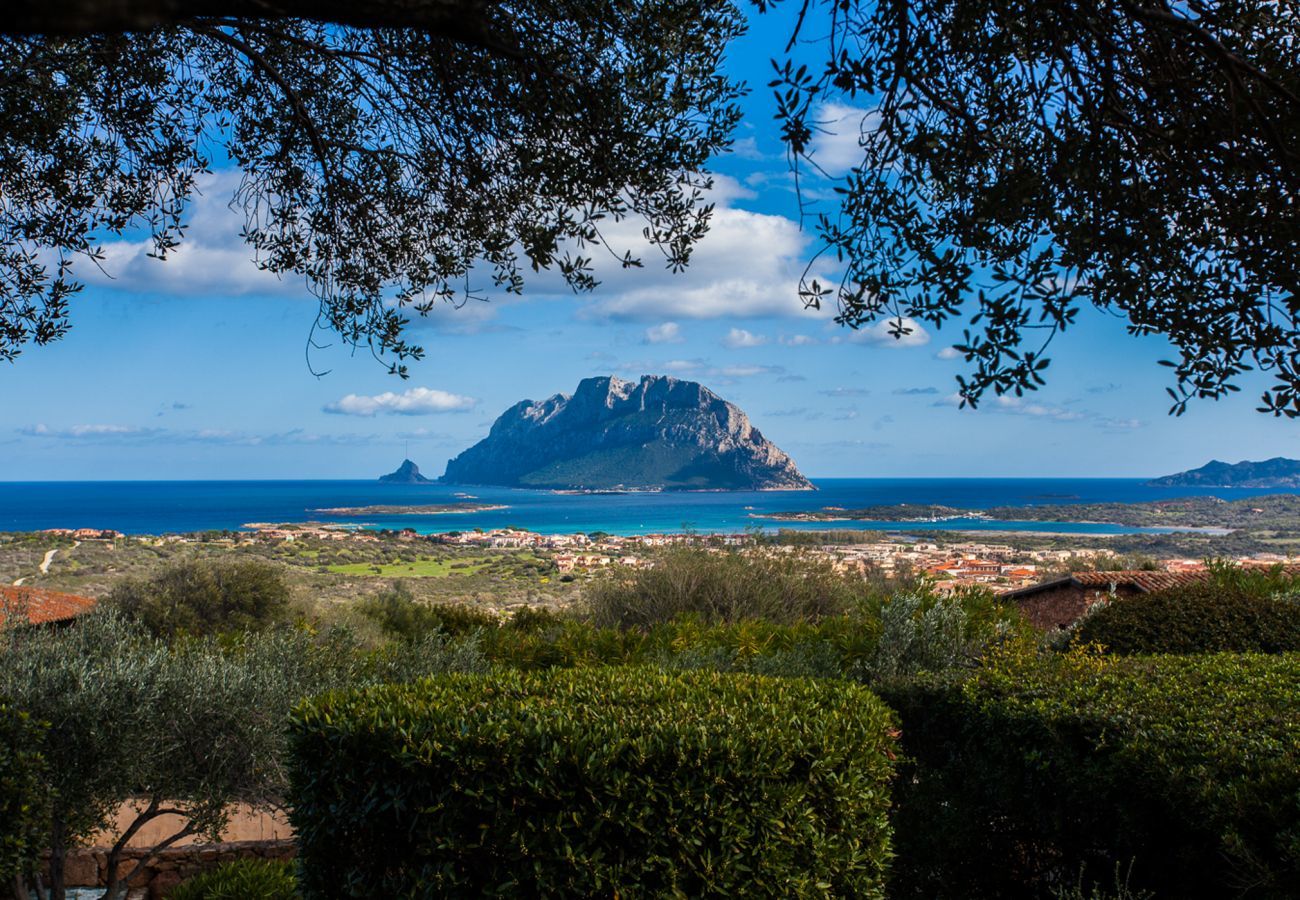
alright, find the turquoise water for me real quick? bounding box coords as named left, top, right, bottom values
left=0, top=479, right=1289, bottom=536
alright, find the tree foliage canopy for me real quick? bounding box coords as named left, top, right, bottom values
left=768, top=0, right=1300, bottom=414
left=0, top=1, right=743, bottom=373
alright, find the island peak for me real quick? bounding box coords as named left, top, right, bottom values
left=379, top=459, right=433, bottom=484
left=441, top=375, right=813, bottom=492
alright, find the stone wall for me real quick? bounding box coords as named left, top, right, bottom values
left=58, top=839, right=295, bottom=899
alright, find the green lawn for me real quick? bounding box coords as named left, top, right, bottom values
left=326, top=556, right=491, bottom=578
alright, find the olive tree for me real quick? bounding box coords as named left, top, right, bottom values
left=0, top=611, right=485, bottom=900
left=1, top=2, right=743, bottom=373
left=766, top=0, right=1300, bottom=415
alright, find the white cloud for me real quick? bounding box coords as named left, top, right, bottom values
left=644, top=322, right=684, bottom=344
left=932, top=392, right=1109, bottom=426
left=780, top=334, right=818, bottom=347
left=20, top=423, right=158, bottom=438
left=18, top=424, right=377, bottom=446
left=729, top=136, right=767, bottom=161
left=661, top=359, right=707, bottom=374
left=717, top=364, right=783, bottom=378
left=936, top=346, right=964, bottom=360
left=722, top=328, right=768, bottom=348
left=575, top=203, right=829, bottom=322
left=831, top=317, right=931, bottom=348
left=809, top=103, right=880, bottom=177
left=78, top=171, right=300, bottom=298
left=323, top=387, right=478, bottom=417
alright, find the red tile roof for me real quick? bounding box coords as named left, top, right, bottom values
left=1067, top=570, right=1210, bottom=593
left=0, top=586, right=97, bottom=626
left=1004, top=563, right=1300, bottom=600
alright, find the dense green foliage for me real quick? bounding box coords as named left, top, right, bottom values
left=290, top=668, right=897, bottom=898
left=584, top=547, right=862, bottom=627
left=1, top=4, right=742, bottom=373
left=168, top=859, right=298, bottom=900
left=107, top=558, right=291, bottom=638
left=768, top=0, right=1300, bottom=416
left=357, top=581, right=499, bottom=640
left=0, top=699, right=45, bottom=885
left=881, top=648, right=1300, bottom=899
left=1075, top=585, right=1300, bottom=655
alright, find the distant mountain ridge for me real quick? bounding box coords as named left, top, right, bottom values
left=379, top=459, right=432, bottom=484
left=1149, top=457, right=1300, bottom=488
left=440, top=375, right=813, bottom=491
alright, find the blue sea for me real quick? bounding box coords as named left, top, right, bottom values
left=0, top=479, right=1291, bottom=537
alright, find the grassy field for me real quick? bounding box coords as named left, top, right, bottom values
left=325, top=556, right=493, bottom=577
left=0, top=533, right=575, bottom=614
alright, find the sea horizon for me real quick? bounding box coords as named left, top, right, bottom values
left=2, top=477, right=1294, bottom=537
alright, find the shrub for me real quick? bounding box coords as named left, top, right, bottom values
left=582, top=547, right=864, bottom=628
left=881, top=648, right=1300, bottom=898
left=168, top=859, right=297, bottom=900
left=855, top=590, right=998, bottom=681
left=290, top=668, right=897, bottom=898
left=0, top=699, right=45, bottom=885
left=107, top=558, right=290, bottom=638
left=1073, top=577, right=1300, bottom=654
left=356, top=582, right=498, bottom=640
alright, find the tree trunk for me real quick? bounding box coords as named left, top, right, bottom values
left=47, top=814, right=66, bottom=900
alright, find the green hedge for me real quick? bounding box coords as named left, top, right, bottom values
left=0, top=699, right=46, bottom=883
left=168, top=859, right=297, bottom=900
left=290, top=668, right=897, bottom=898
left=1073, top=580, right=1300, bottom=654
left=882, top=649, right=1300, bottom=899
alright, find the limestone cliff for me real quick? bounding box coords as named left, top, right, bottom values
left=441, top=375, right=813, bottom=491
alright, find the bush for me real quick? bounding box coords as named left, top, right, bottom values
left=881, top=648, right=1300, bottom=898
left=290, top=668, right=897, bottom=898
left=107, top=559, right=290, bottom=638
left=168, top=859, right=297, bottom=900
left=582, top=547, right=865, bottom=628
left=0, top=699, right=45, bottom=884
left=1074, top=573, right=1300, bottom=654
left=357, top=582, right=498, bottom=640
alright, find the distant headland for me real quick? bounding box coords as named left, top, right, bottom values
left=439, top=375, right=814, bottom=492
left=1149, top=457, right=1300, bottom=488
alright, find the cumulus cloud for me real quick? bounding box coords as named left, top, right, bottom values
left=808, top=103, right=880, bottom=177
left=779, top=334, right=818, bottom=347
left=323, top=387, right=478, bottom=417
left=77, top=171, right=299, bottom=298
left=722, top=328, right=768, bottom=348
left=935, top=346, right=964, bottom=360
left=643, top=322, right=684, bottom=344
left=574, top=200, right=827, bottom=322
left=893, top=387, right=939, bottom=395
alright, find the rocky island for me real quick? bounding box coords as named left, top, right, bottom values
left=1149, top=457, right=1300, bottom=488
left=378, top=459, right=433, bottom=484
left=440, top=375, right=813, bottom=492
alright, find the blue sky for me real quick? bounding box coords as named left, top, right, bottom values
left=2, top=8, right=1296, bottom=480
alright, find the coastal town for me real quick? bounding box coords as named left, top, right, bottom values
left=20, top=520, right=1296, bottom=602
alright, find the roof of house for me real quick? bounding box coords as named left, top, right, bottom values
left=0, top=586, right=97, bottom=626
left=1003, top=564, right=1300, bottom=601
